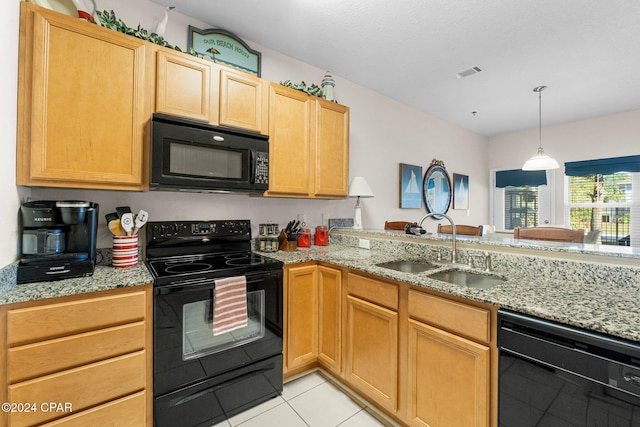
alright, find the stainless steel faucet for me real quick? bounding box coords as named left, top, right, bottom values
left=418, top=213, right=458, bottom=263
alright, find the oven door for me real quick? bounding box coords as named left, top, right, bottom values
left=153, top=269, right=283, bottom=397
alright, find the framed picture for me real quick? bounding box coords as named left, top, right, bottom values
left=188, top=26, right=262, bottom=76
left=453, top=173, right=469, bottom=210
left=399, top=163, right=422, bottom=208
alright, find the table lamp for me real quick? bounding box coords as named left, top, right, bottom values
left=348, top=177, right=374, bottom=230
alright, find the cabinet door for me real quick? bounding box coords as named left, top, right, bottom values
left=17, top=4, right=150, bottom=190
left=345, top=295, right=398, bottom=412
left=317, top=265, right=342, bottom=375
left=156, top=50, right=219, bottom=123
left=266, top=84, right=313, bottom=196
left=407, top=319, right=490, bottom=427
left=313, top=99, right=349, bottom=197
left=284, top=265, right=318, bottom=372
left=219, top=68, right=268, bottom=134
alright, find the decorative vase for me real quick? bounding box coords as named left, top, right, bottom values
left=321, top=71, right=336, bottom=102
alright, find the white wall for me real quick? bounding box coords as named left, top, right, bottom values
left=5, top=0, right=490, bottom=261
left=487, top=109, right=640, bottom=223
left=1, top=1, right=29, bottom=267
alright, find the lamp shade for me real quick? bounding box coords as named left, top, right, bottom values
left=522, top=147, right=560, bottom=171
left=348, top=177, right=374, bottom=198
left=522, top=85, right=559, bottom=171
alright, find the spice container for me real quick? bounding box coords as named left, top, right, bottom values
left=315, top=225, right=328, bottom=246
left=297, top=228, right=311, bottom=248
left=256, top=223, right=279, bottom=252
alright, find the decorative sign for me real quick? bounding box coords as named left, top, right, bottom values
left=188, top=26, right=261, bottom=76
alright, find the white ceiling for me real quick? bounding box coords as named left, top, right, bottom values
left=149, top=0, right=640, bottom=137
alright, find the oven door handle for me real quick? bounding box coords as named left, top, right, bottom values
left=155, top=272, right=280, bottom=295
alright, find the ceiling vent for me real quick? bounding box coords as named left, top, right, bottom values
left=456, top=66, right=482, bottom=79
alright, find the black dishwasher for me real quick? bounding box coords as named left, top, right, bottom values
left=498, top=309, right=640, bottom=427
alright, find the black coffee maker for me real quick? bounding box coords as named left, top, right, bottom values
left=17, top=201, right=99, bottom=284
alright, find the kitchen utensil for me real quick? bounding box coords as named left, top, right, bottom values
left=108, top=219, right=125, bottom=236
left=115, top=206, right=132, bottom=219
left=105, top=212, right=119, bottom=224
left=121, top=213, right=134, bottom=235
left=284, top=220, right=294, bottom=234
left=133, top=210, right=148, bottom=235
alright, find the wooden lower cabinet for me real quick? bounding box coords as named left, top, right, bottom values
left=0, top=285, right=152, bottom=427
left=406, top=319, right=490, bottom=427
left=345, top=273, right=399, bottom=413
left=345, top=295, right=398, bottom=413
left=317, top=265, right=342, bottom=375
left=284, top=264, right=343, bottom=377
left=283, top=265, right=495, bottom=426
left=284, top=264, right=318, bottom=373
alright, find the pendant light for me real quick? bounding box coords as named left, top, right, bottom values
left=522, top=85, right=559, bottom=170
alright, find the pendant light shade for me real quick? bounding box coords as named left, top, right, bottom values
left=522, top=86, right=559, bottom=171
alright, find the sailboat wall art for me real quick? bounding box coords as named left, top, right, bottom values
left=399, top=163, right=423, bottom=209
left=453, top=173, right=469, bottom=210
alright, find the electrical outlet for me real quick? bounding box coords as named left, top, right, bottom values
left=358, top=238, right=370, bottom=249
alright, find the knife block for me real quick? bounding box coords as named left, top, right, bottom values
left=278, top=230, right=298, bottom=251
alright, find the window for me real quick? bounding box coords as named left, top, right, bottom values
left=490, top=169, right=554, bottom=231
left=565, top=173, right=635, bottom=246
left=504, top=186, right=539, bottom=229
left=564, top=156, right=640, bottom=247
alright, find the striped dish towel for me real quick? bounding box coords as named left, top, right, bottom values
left=212, top=276, right=248, bottom=336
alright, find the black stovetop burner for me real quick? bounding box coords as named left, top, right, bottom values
left=145, top=220, right=283, bottom=286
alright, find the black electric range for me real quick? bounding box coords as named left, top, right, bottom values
left=145, top=220, right=283, bottom=286
left=146, top=220, right=284, bottom=427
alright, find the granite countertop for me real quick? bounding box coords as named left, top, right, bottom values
left=263, top=243, right=640, bottom=343
left=0, top=263, right=153, bottom=306
left=1, top=236, right=638, bottom=344
left=358, top=228, right=640, bottom=260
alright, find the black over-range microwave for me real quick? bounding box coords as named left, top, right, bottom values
left=151, top=113, right=269, bottom=193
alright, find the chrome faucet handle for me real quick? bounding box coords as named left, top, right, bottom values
left=484, top=252, right=492, bottom=272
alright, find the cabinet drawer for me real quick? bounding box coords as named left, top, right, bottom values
left=40, top=391, right=146, bottom=427
left=408, top=290, right=490, bottom=343
left=7, top=290, right=146, bottom=345
left=8, top=322, right=145, bottom=383
left=8, top=351, right=146, bottom=426
left=347, top=273, right=397, bottom=310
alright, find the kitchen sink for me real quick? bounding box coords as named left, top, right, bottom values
left=375, top=260, right=440, bottom=274
left=428, top=269, right=506, bottom=289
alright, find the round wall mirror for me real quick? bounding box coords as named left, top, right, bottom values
left=422, top=159, right=452, bottom=219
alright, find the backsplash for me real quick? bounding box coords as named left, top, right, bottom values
left=330, top=233, right=640, bottom=289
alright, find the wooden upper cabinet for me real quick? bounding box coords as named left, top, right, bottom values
left=313, top=99, right=350, bottom=197
left=16, top=3, right=152, bottom=190
left=155, top=50, right=219, bottom=123
left=155, top=57, right=268, bottom=134
left=265, top=83, right=350, bottom=198
left=219, top=68, right=269, bottom=134
left=266, top=84, right=313, bottom=196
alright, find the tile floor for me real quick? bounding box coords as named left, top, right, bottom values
left=213, top=371, right=399, bottom=427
